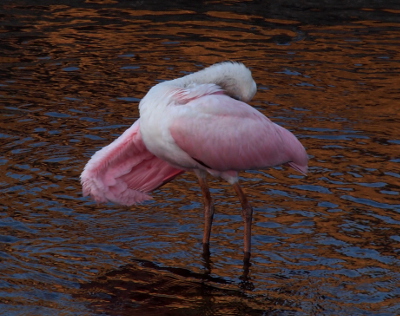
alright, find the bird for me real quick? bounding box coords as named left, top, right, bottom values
left=81, top=61, right=308, bottom=261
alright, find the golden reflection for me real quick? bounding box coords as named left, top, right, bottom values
left=1, top=2, right=400, bottom=315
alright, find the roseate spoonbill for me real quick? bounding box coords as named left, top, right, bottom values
left=81, top=62, right=308, bottom=260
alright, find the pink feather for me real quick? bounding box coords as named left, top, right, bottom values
left=169, top=94, right=308, bottom=176
left=80, top=120, right=184, bottom=206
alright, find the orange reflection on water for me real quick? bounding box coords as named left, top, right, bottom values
left=0, top=2, right=400, bottom=315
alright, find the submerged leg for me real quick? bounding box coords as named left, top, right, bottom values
left=232, top=182, right=253, bottom=261
left=195, top=170, right=215, bottom=254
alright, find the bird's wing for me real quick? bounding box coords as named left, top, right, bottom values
left=169, top=94, right=308, bottom=174
left=81, top=120, right=184, bottom=206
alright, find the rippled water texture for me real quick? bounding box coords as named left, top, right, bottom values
left=1, top=1, right=400, bottom=315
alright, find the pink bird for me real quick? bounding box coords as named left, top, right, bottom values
left=81, top=62, right=308, bottom=260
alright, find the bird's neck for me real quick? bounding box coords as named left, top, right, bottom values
left=169, top=66, right=231, bottom=89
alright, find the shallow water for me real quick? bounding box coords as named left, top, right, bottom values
left=1, top=1, right=400, bottom=315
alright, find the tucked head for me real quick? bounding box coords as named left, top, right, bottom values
left=179, top=61, right=257, bottom=103
left=208, top=62, right=257, bottom=102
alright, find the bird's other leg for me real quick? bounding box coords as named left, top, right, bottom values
left=232, top=182, right=253, bottom=263
left=195, top=170, right=214, bottom=257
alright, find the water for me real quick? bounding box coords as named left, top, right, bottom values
left=1, top=1, right=400, bottom=315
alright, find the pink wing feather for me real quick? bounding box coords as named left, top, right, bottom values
left=169, top=94, right=308, bottom=174
left=81, top=120, right=184, bottom=206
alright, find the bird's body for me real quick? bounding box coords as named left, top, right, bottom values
left=81, top=62, right=308, bottom=259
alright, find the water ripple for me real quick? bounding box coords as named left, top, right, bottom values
left=1, top=1, right=400, bottom=315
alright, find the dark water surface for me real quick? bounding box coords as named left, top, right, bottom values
left=1, top=1, right=400, bottom=315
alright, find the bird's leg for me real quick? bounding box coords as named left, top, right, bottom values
left=233, top=182, right=253, bottom=261
left=195, top=170, right=214, bottom=255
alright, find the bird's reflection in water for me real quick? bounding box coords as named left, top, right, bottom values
left=79, top=256, right=263, bottom=316
left=202, top=244, right=254, bottom=292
